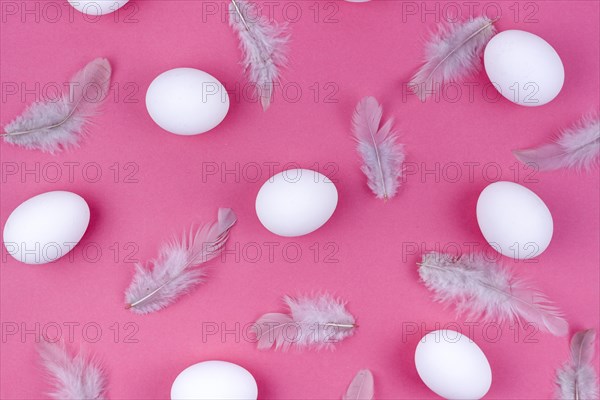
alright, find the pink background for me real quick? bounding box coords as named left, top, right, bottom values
left=1, top=1, right=599, bottom=399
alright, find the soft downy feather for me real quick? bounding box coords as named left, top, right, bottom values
left=343, top=369, right=374, bottom=400
left=556, top=330, right=599, bottom=400
left=2, top=58, right=111, bottom=153
left=125, top=208, right=237, bottom=314
left=253, top=293, right=356, bottom=351
left=38, top=341, right=106, bottom=400
left=513, top=114, right=600, bottom=171
left=352, top=97, right=405, bottom=200
left=409, top=16, right=497, bottom=101
left=229, top=0, right=289, bottom=110
left=418, top=252, right=569, bottom=336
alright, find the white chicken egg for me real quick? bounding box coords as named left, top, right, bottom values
left=255, top=169, right=338, bottom=237
left=2, top=191, right=90, bottom=265
left=476, top=181, right=553, bottom=259
left=484, top=30, right=564, bottom=106
left=146, top=68, right=229, bottom=135
left=170, top=361, right=258, bottom=400
left=67, top=0, right=129, bottom=15
left=415, top=330, right=492, bottom=400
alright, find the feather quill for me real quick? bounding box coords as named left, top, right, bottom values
left=556, top=329, right=599, bottom=400
left=409, top=17, right=497, bottom=101
left=418, top=252, right=569, bottom=336
left=513, top=114, right=600, bottom=171
left=352, top=96, right=405, bottom=200
left=343, top=370, right=374, bottom=400
left=124, top=208, right=237, bottom=314
left=38, top=341, right=106, bottom=400
left=229, top=0, right=288, bottom=110
left=253, top=293, right=356, bottom=351
left=2, top=58, right=111, bottom=153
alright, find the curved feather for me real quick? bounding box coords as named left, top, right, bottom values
left=418, top=252, right=568, bottom=336
left=2, top=58, right=111, bottom=153
left=253, top=293, right=356, bottom=351
left=410, top=17, right=497, bottom=101
left=556, top=330, right=599, bottom=400
left=229, top=0, right=289, bottom=111
left=38, top=341, right=106, bottom=400
left=343, top=370, right=374, bottom=400
left=352, top=97, right=405, bottom=200
left=513, top=114, right=600, bottom=171
left=125, top=208, right=237, bottom=314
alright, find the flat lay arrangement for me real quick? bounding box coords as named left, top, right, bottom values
left=1, top=1, right=599, bottom=399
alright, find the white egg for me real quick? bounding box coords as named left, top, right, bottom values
left=67, top=0, right=128, bottom=15
left=255, top=169, right=338, bottom=237
left=415, top=330, right=492, bottom=400
left=2, top=191, right=90, bottom=265
left=170, top=361, right=258, bottom=400
left=146, top=68, right=229, bottom=135
left=484, top=30, right=564, bottom=106
left=477, top=181, right=553, bottom=259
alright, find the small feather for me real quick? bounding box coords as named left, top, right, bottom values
left=514, top=114, right=600, bottom=171
left=418, top=252, right=569, bottom=336
left=125, top=208, right=236, bottom=314
left=253, top=293, right=356, bottom=351
left=410, top=16, right=497, bottom=101
left=351, top=96, right=405, bottom=200
left=2, top=58, right=111, bottom=153
left=229, top=0, right=289, bottom=110
left=343, top=370, right=374, bottom=400
left=38, top=341, right=106, bottom=400
left=556, top=330, right=599, bottom=400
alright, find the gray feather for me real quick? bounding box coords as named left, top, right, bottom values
left=556, top=330, right=599, bottom=400
left=253, top=293, right=356, bottom=351
left=229, top=0, right=289, bottom=110
left=352, top=96, right=405, bottom=200
left=418, top=252, right=569, bottom=336
left=2, top=58, right=111, bottom=153
left=38, top=341, right=106, bottom=400
left=125, top=208, right=236, bottom=314
left=410, top=17, right=496, bottom=101
left=514, top=114, right=600, bottom=171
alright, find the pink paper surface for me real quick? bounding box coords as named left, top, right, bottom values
left=1, top=1, right=599, bottom=399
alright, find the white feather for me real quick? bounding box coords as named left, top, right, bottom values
left=38, top=341, right=106, bottom=400
left=410, top=17, right=497, bottom=101
left=556, top=330, right=599, bottom=400
left=124, top=208, right=236, bottom=314
left=229, top=0, right=289, bottom=110
left=343, top=369, right=374, bottom=400
left=254, top=293, right=356, bottom=351
left=2, top=58, right=111, bottom=153
left=514, top=114, right=600, bottom=171
left=352, top=96, right=405, bottom=200
left=418, top=252, right=569, bottom=336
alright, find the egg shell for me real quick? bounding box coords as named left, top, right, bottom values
left=170, top=361, right=258, bottom=400
left=415, top=330, right=492, bottom=400
left=146, top=68, right=229, bottom=135
left=477, top=181, right=553, bottom=259
left=484, top=30, right=564, bottom=106
left=67, top=0, right=129, bottom=15
left=255, top=169, right=338, bottom=237
left=3, top=191, right=90, bottom=265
